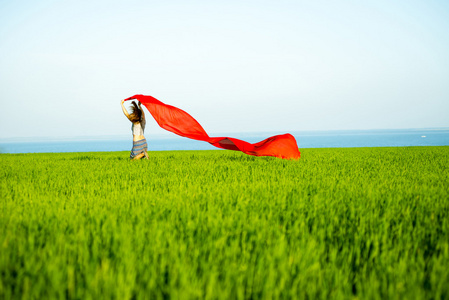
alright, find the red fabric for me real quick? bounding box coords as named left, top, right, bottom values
left=124, top=94, right=301, bottom=160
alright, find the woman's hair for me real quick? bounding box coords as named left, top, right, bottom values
left=129, top=101, right=142, bottom=123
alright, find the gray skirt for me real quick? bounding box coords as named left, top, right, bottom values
left=130, top=138, right=148, bottom=159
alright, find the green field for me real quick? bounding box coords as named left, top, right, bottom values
left=1, top=147, right=448, bottom=299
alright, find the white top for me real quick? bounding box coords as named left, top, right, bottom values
left=132, top=119, right=146, bottom=136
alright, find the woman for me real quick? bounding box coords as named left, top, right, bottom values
left=121, top=99, right=149, bottom=160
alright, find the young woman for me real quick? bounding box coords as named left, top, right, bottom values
left=121, top=99, right=149, bottom=160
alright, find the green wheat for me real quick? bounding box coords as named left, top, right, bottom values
left=1, top=147, right=448, bottom=299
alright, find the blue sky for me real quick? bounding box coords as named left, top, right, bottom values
left=1, top=0, right=448, bottom=139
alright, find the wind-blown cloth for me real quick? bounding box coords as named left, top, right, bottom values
left=124, top=95, right=301, bottom=160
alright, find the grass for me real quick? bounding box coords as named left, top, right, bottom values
left=1, top=146, right=448, bottom=299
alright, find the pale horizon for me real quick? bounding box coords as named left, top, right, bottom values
left=1, top=126, right=448, bottom=143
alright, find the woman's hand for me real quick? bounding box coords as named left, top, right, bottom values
left=121, top=99, right=125, bottom=104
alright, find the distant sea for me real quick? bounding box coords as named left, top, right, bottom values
left=1, top=128, right=448, bottom=154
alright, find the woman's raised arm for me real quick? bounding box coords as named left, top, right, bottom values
left=121, top=99, right=131, bottom=120
left=138, top=101, right=146, bottom=121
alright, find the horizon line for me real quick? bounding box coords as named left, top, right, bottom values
left=1, top=127, right=449, bottom=143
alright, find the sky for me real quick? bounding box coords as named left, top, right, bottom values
left=0, top=0, right=448, bottom=139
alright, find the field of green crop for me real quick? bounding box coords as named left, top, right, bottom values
left=1, top=146, right=448, bottom=299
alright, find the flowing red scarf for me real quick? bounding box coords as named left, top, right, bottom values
left=124, top=95, right=300, bottom=160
